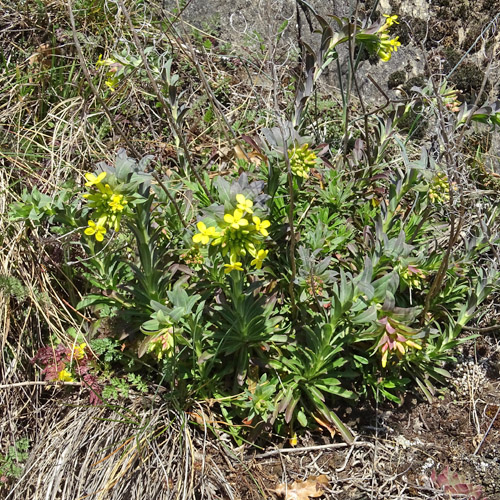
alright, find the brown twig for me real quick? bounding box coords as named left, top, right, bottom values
left=463, top=324, right=500, bottom=333
left=252, top=441, right=374, bottom=459
left=0, top=380, right=82, bottom=389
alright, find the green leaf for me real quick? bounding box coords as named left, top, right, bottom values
left=76, top=294, right=119, bottom=310
left=352, top=305, right=378, bottom=324
left=379, top=388, right=401, bottom=403
left=320, top=377, right=341, bottom=386
left=297, top=409, right=308, bottom=427
left=141, top=319, right=160, bottom=333
left=353, top=354, right=369, bottom=365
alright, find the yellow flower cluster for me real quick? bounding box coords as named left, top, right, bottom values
left=376, top=317, right=422, bottom=368
left=82, top=171, right=129, bottom=241
left=192, top=194, right=271, bottom=273
left=288, top=144, right=318, bottom=179
left=72, top=343, right=88, bottom=360
left=400, top=264, right=426, bottom=290
left=382, top=14, right=399, bottom=29
left=377, top=14, right=401, bottom=62
left=428, top=173, right=453, bottom=204
left=58, top=369, right=74, bottom=382
left=57, top=343, right=88, bottom=382
left=96, top=54, right=123, bottom=92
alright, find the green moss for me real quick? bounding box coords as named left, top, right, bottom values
left=394, top=16, right=427, bottom=45
left=388, top=70, right=406, bottom=89
left=462, top=25, right=482, bottom=54
left=402, top=76, right=426, bottom=95
left=442, top=48, right=462, bottom=73
left=449, top=62, right=491, bottom=103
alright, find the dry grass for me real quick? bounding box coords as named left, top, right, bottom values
left=3, top=389, right=497, bottom=499
left=6, top=397, right=194, bottom=499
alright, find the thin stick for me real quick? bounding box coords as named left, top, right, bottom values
left=463, top=324, right=500, bottom=333
left=252, top=441, right=374, bottom=459
left=0, top=380, right=82, bottom=389
left=474, top=404, right=500, bottom=455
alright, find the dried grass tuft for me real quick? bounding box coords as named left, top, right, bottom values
left=7, top=398, right=196, bottom=499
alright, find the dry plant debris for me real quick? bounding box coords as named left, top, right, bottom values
left=274, top=475, right=329, bottom=500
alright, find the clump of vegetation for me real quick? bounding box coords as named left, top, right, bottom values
left=2, top=0, right=500, bottom=472
left=0, top=438, right=29, bottom=487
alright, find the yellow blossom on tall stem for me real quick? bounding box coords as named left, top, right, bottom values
left=193, top=221, right=220, bottom=245
left=84, top=171, right=107, bottom=187
left=236, top=194, right=254, bottom=214
left=85, top=220, right=107, bottom=242
left=252, top=216, right=271, bottom=237
left=108, top=193, right=127, bottom=212
left=381, top=14, right=399, bottom=30
left=224, top=209, right=249, bottom=230
left=250, top=249, right=269, bottom=269
left=377, top=33, right=401, bottom=61
left=224, top=254, right=244, bottom=273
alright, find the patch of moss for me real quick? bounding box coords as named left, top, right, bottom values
left=394, top=16, right=427, bottom=46
left=402, top=76, right=426, bottom=95
left=442, top=48, right=462, bottom=73
left=462, top=24, right=483, bottom=53
left=449, top=62, right=491, bottom=103
left=388, top=70, right=406, bottom=89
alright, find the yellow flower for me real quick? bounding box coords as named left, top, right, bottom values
left=289, top=143, right=318, bottom=179
left=58, top=369, right=74, bottom=382
left=250, top=249, right=268, bottom=269
left=192, top=221, right=220, bottom=245
left=224, top=209, right=249, bottom=230
left=96, top=54, right=116, bottom=68
left=377, top=317, right=422, bottom=368
left=252, top=216, right=271, bottom=237
left=236, top=194, right=254, bottom=214
left=73, top=343, right=87, bottom=360
left=224, top=254, right=244, bottom=273
left=382, top=14, right=399, bottom=29
left=84, top=171, right=107, bottom=187
left=84, top=220, right=107, bottom=242
left=105, top=76, right=120, bottom=92
left=377, top=33, right=401, bottom=61
left=108, top=193, right=127, bottom=212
